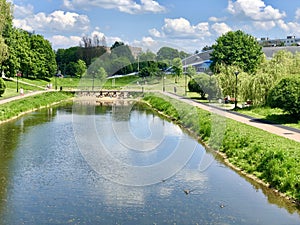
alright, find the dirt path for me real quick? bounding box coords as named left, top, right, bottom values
left=162, top=92, right=300, bottom=143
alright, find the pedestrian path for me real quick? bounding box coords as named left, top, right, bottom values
left=0, top=90, right=50, bottom=105
left=163, top=92, right=300, bottom=143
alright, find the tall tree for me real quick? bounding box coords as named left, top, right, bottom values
left=0, top=0, right=12, bottom=65
left=156, top=47, right=180, bottom=62
left=29, top=34, right=57, bottom=78
left=210, top=30, right=263, bottom=74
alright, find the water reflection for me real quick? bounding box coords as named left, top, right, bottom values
left=0, top=102, right=299, bottom=224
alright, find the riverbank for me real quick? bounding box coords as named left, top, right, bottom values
left=142, top=93, right=300, bottom=205
left=0, top=91, right=74, bottom=124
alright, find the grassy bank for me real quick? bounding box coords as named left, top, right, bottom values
left=0, top=91, right=73, bottom=122
left=237, top=106, right=300, bottom=130
left=143, top=93, right=300, bottom=202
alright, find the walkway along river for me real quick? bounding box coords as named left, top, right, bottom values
left=0, top=101, right=299, bottom=224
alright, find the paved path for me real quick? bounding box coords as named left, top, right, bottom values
left=0, top=90, right=51, bottom=105
left=163, top=92, right=300, bottom=143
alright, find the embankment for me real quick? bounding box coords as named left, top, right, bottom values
left=0, top=91, right=73, bottom=124
left=142, top=93, right=300, bottom=204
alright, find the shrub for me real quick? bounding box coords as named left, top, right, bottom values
left=267, top=76, right=300, bottom=115
left=0, top=78, right=6, bottom=96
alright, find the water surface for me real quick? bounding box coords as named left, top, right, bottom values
left=0, top=102, right=299, bottom=224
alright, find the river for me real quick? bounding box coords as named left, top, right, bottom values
left=0, top=101, right=299, bottom=224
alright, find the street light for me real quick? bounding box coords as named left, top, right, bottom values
left=184, top=59, right=187, bottom=96
left=92, top=71, right=95, bottom=91
left=234, top=71, right=239, bottom=109
left=16, top=71, right=21, bottom=92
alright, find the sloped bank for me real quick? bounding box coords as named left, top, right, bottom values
left=0, top=91, right=74, bottom=124
left=142, top=93, right=300, bottom=205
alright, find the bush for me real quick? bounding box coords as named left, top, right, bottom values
left=188, top=78, right=205, bottom=98
left=267, top=76, right=300, bottom=115
left=0, top=78, right=6, bottom=96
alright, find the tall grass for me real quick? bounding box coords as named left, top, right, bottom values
left=0, top=92, right=73, bottom=122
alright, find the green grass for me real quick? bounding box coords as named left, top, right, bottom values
left=143, top=93, right=300, bottom=201
left=237, top=106, right=300, bottom=130
left=0, top=92, right=73, bottom=122
left=1, top=79, right=44, bottom=99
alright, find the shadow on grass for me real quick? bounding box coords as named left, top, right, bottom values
left=265, top=114, right=300, bottom=125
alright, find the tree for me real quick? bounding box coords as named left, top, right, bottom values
left=0, top=77, right=6, bottom=96
left=172, top=57, right=183, bottom=83
left=186, top=65, right=197, bottom=78
left=0, top=0, right=12, bottom=65
left=267, top=76, right=300, bottom=115
left=29, top=34, right=57, bottom=78
left=75, top=59, right=87, bottom=77
left=188, top=73, right=219, bottom=100
left=157, top=47, right=180, bottom=62
left=210, top=30, right=263, bottom=74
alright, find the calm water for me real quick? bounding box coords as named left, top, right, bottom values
left=0, top=102, right=299, bottom=225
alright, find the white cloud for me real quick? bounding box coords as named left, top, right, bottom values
left=149, top=28, right=162, bottom=38
left=13, top=4, right=34, bottom=18
left=161, top=17, right=211, bottom=39
left=253, top=21, right=276, bottom=30
left=13, top=10, right=90, bottom=34
left=277, top=20, right=300, bottom=36
left=49, top=35, right=81, bottom=49
left=63, top=0, right=166, bottom=14
left=211, top=22, right=232, bottom=36
left=209, top=16, right=227, bottom=22
left=13, top=19, right=34, bottom=32
left=227, top=0, right=286, bottom=21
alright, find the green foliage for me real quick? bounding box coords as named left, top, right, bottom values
left=186, top=65, right=196, bottom=78
left=189, top=73, right=219, bottom=100
left=0, top=78, right=6, bottom=96
left=143, top=95, right=180, bottom=120
left=188, top=78, right=205, bottom=98
left=0, top=0, right=12, bottom=64
left=210, top=30, right=263, bottom=74
left=267, top=76, right=300, bottom=115
left=2, top=28, right=57, bottom=78
left=0, top=92, right=73, bottom=121
left=157, top=47, right=181, bottom=62
left=172, top=57, right=183, bottom=83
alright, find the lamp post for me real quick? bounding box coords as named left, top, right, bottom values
left=163, top=76, right=166, bottom=92
left=208, top=71, right=213, bottom=103
left=92, top=71, right=95, bottom=91
left=184, top=59, right=187, bottom=96
left=234, top=71, right=239, bottom=109
left=16, top=71, right=21, bottom=92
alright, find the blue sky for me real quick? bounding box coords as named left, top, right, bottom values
left=10, top=0, right=300, bottom=53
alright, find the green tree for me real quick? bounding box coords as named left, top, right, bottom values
left=172, top=57, right=183, bottom=83
left=268, top=76, right=300, bottom=115
left=29, top=34, right=57, bottom=78
left=186, top=65, right=197, bottom=78
left=0, top=0, right=12, bottom=65
left=2, top=28, right=31, bottom=77
left=75, top=59, right=87, bottom=77
left=210, top=30, right=263, bottom=74
left=157, top=47, right=180, bottom=62
left=188, top=73, right=219, bottom=100
left=0, top=77, right=6, bottom=96
left=188, top=78, right=205, bottom=99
